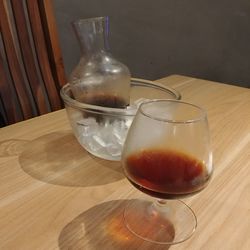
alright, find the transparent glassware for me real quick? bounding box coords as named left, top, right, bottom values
left=121, top=99, right=213, bottom=244
left=60, top=78, right=181, bottom=161
left=69, top=16, right=131, bottom=108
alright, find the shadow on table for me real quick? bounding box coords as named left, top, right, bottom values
left=58, top=199, right=173, bottom=250
left=19, top=130, right=124, bottom=187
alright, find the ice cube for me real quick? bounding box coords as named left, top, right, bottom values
left=126, top=98, right=150, bottom=114
left=79, top=134, right=102, bottom=152
left=106, top=142, right=122, bottom=157
left=111, top=120, right=127, bottom=145
left=77, top=117, right=98, bottom=136
left=77, top=115, right=133, bottom=159
left=92, top=135, right=107, bottom=147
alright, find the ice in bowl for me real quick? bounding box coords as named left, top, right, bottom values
left=60, top=78, right=181, bottom=161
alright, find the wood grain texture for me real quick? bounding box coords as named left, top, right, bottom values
left=26, top=0, right=62, bottom=111
left=0, top=75, right=249, bottom=249
left=0, top=0, right=66, bottom=125
left=38, top=0, right=67, bottom=89
left=0, top=52, right=19, bottom=124
left=0, top=0, right=33, bottom=120
left=11, top=0, right=49, bottom=115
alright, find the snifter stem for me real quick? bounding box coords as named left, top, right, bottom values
left=157, top=199, right=167, bottom=206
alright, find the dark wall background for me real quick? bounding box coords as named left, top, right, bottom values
left=53, top=0, right=250, bottom=87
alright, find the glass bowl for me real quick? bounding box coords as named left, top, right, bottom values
left=60, top=78, right=181, bottom=161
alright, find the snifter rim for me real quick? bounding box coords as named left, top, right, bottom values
left=139, top=99, right=207, bottom=124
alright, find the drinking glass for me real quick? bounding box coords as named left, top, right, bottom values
left=121, top=99, right=213, bottom=244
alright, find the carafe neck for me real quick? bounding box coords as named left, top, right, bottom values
left=73, top=17, right=109, bottom=58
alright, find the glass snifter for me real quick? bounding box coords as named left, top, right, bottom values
left=121, top=99, right=213, bottom=244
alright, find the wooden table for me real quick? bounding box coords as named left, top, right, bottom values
left=0, top=75, right=249, bottom=250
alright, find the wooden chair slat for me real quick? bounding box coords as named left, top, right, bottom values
left=26, top=0, right=62, bottom=111
left=0, top=0, right=66, bottom=125
left=11, top=0, right=49, bottom=115
left=39, top=0, right=67, bottom=89
left=0, top=0, right=33, bottom=121
left=0, top=53, right=20, bottom=124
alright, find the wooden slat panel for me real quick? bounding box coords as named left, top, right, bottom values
left=39, top=0, right=67, bottom=89
left=11, top=0, right=49, bottom=115
left=0, top=52, right=20, bottom=124
left=0, top=0, right=33, bottom=121
left=26, top=0, right=62, bottom=111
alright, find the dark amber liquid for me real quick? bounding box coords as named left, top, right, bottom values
left=78, top=93, right=128, bottom=108
left=125, top=148, right=210, bottom=199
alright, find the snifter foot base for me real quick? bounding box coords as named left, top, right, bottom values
left=123, top=198, right=197, bottom=245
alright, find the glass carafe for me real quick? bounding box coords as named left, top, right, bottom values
left=69, top=16, right=131, bottom=108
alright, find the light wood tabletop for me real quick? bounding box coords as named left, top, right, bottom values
left=0, top=75, right=249, bottom=250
